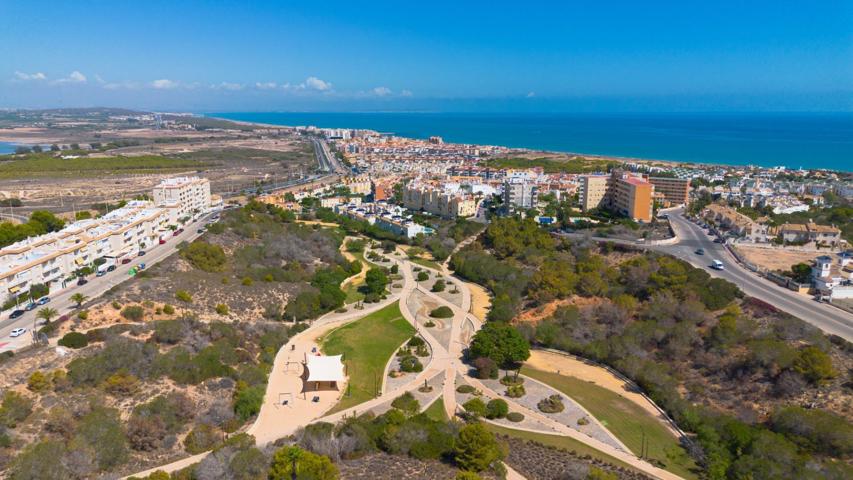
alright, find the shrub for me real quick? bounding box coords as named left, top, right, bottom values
left=175, top=290, right=193, bottom=303
left=456, top=473, right=482, bottom=480
left=77, top=310, right=88, bottom=320
left=0, top=391, right=33, bottom=427
left=537, top=394, right=565, bottom=413
left=486, top=399, right=509, bottom=419
left=462, top=397, right=487, bottom=417
left=431, top=279, right=446, bottom=292
left=103, top=370, right=140, bottom=396
left=76, top=406, right=128, bottom=469
left=793, top=346, right=835, bottom=384
left=184, top=423, right=221, bottom=454
left=111, top=300, right=121, bottom=309
left=269, top=445, right=338, bottom=480
left=27, top=371, right=51, bottom=392
left=424, top=321, right=436, bottom=327
left=153, top=320, right=185, bottom=344
left=473, top=357, right=498, bottom=379
left=456, top=384, right=476, bottom=394
left=399, top=355, right=423, bottom=373
left=505, top=385, right=526, bottom=398
left=234, top=385, right=264, bottom=421
left=453, top=423, right=505, bottom=472
left=578, top=417, right=590, bottom=425
left=407, top=336, right=425, bottom=348
left=215, top=303, right=230, bottom=315
left=180, top=241, right=227, bottom=272
left=417, top=271, right=430, bottom=282
left=162, top=304, right=175, bottom=315
left=58, top=331, right=88, bottom=349
left=391, top=392, right=420, bottom=415
left=430, top=306, right=454, bottom=318
left=121, top=305, right=145, bottom=321
left=506, top=412, right=525, bottom=422
left=242, top=277, right=254, bottom=286
left=500, top=374, right=523, bottom=386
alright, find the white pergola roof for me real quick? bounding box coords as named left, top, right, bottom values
left=306, top=354, right=345, bottom=382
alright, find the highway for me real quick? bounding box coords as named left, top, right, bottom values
left=560, top=209, right=853, bottom=341
left=311, top=138, right=348, bottom=175
left=0, top=213, right=218, bottom=351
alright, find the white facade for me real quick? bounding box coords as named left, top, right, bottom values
left=153, top=176, right=211, bottom=222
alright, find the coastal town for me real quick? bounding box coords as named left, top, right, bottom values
left=0, top=109, right=850, bottom=480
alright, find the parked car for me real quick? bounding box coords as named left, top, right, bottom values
left=138, top=250, right=146, bottom=257
left=77, top=278, right=88, bottom=286
left=24, top=302, right=37, bottom=311
left=37, top=296, right=50, bottom=305
left=197, top=228, right=205, bottom=234
left=121, top=258, right=132, bottom=264
left=10, top=328, right=27, bottom=337
left=159, top=239, right=166, bottom=245
left=9, top=310, right=24, bottom=319
left=96, top=270, right=106, bottom=277
left=107, top=265, right=117, bottom=272
left=695, top=248, right=705, bottom=255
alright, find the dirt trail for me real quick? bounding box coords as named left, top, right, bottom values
left=525, top=350, right=681, bottom=438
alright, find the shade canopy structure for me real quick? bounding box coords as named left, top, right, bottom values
left=305, top=354, right=345, bottom=383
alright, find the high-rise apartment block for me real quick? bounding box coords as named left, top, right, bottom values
left=579, top=171, right=654, bottom=222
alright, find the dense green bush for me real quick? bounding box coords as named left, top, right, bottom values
left=0, top=391, right=33, bottom=427
left=399, top=355, right=423, bottom=373
left=469, top=322, right=530, bottom=368
left=462, top=397, right=487, bottom=417
left=429, top=306, right=454, bottom=318
left=506, top=412, right=525, bottom=422
left=391, top=392, right=420, bottom=415
left=175, top=290, right=193, bottom=303
left=184, top=423, right=221, bottom=454
left=121, top=305, right=145, bottom=321
left=505, top=385, right=526, bottom=398
left=180, top=241, right=227, bottom=272
left=537, top=394, right=565, bottom=414
left=456, top=384, right=476, bottom=394
left=234, top=385, right=264, bottom=421
left=453, top=423, right=506, bottom=472
left=431, top=279, right=446, bottom=292
left=417, top=271, right=430, bottom=282
left=486, top=399, right=509, bottom=419
left=58, top=331, right=88, bottom=349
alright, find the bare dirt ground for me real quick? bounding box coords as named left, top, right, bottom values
left=736, top=245, right=825, bottom=271
left=514, top=296, right=606, bottom=324
left=466, top=281, right=491, bottom=322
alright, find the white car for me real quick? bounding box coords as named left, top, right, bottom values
left=9, top=328, right=27, bottom=338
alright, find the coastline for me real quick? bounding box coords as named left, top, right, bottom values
left=209, top=112, right=853, bottom=173
left=208, top=114, right=853, bottom=174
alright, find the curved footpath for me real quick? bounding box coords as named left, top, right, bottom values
left=127, top=244, right=685, bottom=480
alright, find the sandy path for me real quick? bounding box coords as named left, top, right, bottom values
left=466, top=282, right=491, bottom=321
left=525, top=350, right=681, bottom=437
left=339, top=237, right=367, bottom=293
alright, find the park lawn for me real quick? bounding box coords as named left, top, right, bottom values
left=423, top=397, right=448, bottom=422
left=322, top=301, right=415, bottom=414
left=521, top=367, right=700, bottom=480
left=484, top=423, right=642, bottom=475
left=409, top=256, right=442, bottom=271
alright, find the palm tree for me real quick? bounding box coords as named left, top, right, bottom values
left=35, top=307, right=58, bottom=330
left=70, top=293, right=88, bottom=308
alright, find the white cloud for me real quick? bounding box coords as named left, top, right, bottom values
left=526, top=91, right=536, bottom=98
left=151, top=79, right=179, bottom=89
left=94, top=74, right=106, bottom=84
left=53, top=71, right=87, bottom=84
left=401, top=89, right=413, bottom=97
left=103, top=81, right=140, bottom=90
left=372, top=86, right=392, bottom=97
left=13, top=71, right=47, bottom=81
left=303, top=76, right=331, bottom=91
left=215, top=82, right=244, bottom=91
left=255, top=82, right=277, bottom=89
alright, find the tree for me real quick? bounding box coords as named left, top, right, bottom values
left=417, top=271, right=429, bottom=282
left=180, top=241, right=227, bottom=272
left=486, top=399, right=509, bottom=419
left=28, top=210, right=64, bottom=233
left=268, top=445, right=338, bottom=480
left=363, top=268, right=388, bottom=296
left=453, top=423, right=505, bottom=472
left=793, top=346, right=835, bottom=384
left=70, top=293, right=88, bottom=308
left=469, top=322, right=530, bottom=368
left=431, top=279, right=446, bottom=292
left=36, top=307, right=58, bottom=325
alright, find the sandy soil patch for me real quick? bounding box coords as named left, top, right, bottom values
left=515, top=296, right=606, bottom=324
left=736, top=245, right=827, bottom=271
left=525, top=350, right=680, bottom=437
left=466, top=282, right=491, bottom=322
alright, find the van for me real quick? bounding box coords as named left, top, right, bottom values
left=712, top=260, right=724, bottom=270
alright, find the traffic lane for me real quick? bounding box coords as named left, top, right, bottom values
left=666, top=215, right=853, bottom=340
left=0, top=215, right=215, bottom=344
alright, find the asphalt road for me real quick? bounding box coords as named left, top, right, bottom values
left=663, top=210, right=853, bottom=341
left=0, top=213, right=218, bottom=351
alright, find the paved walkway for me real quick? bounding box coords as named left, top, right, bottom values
left=128, top=238, right=687, bottom=480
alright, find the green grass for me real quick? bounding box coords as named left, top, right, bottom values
left=409, top=256, right=442, bottom=271
left=482, top=156, right=619, bottom=174
left=522, top=367, right=700, bottom=479
left=0, top=153, right=209, bottom=178
left=322, top=301, right=415, bottom=414
left=423, top=397, right=448, bottom=422
left=484, top=423, right=641, bottom=474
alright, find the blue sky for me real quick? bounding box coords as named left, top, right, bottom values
left=1, top=0, right=851, bottom=112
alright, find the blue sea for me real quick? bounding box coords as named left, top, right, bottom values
left=211, top=112, right=853, bottom=172
left=0, top=142, right=18, bottom=155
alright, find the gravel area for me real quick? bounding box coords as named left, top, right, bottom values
left=501, top=436, right=652, bottom=480
left=422, top=275, right=464, bottom=307
left=369, top=372, right=444, bottom=416
left=384, top=334, right=433, bottom=393
left=479, top=375, right=626, bottom=452
left=406, top=290, right=452, bottom=350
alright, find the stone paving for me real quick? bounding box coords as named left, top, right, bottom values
left=384, top=333, right=433, bottom=393
left=406, top=290, right=452, bottom=350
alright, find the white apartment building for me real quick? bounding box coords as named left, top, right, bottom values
left=402, top=181, right=478, bottom=219
left=153, top=176, right=211, bottom=222
left=1, top=177, right=213, bottom=306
